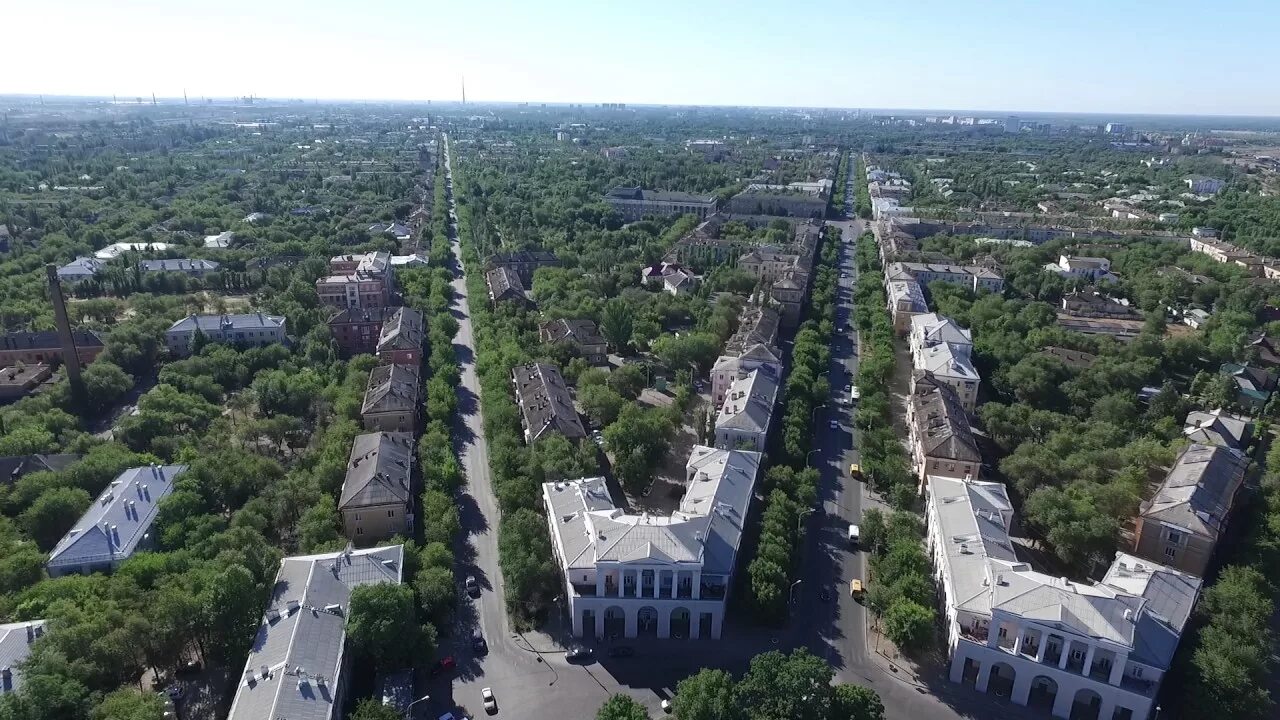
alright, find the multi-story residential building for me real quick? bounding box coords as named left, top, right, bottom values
left=1185, top=176, right=1226, bottom=195
left=711, top=306, right=780, bottom=406
left=907, top=372, right=981, bottom=485
left=714, top=368, right=778, bottom=452
left=540, top=318, right=608, bottom=365
left=915, top=343, right=981, bottom=412
left=94, top=242, right=171, bottom=260
left=55, top=256, right=106, bottom=282
left=663, top=267, right=701, bottom=296
left=165, top=313, right=287, bottom=356
left=739, top=247, right=802, bottom=286
left=485, top=250, right=560, bottom=284
left=316, top=252, right=393, bottom=310
left=1132, top=443, right=1247, bottom=576
left=1245, top=332, right=1280, bottom=367
left=886, top=262, right=1005, bottom=294
left=769, top=271, right=809, bottom=328
left=485, top=266, right=528, bottom=306
left=316, top=273, right=391, bottom=310
left=361, top=364, right=419, bottom=433
left=1043, top=255, right=1118, bottom=283
left=339, top=432, right=414, bottom=543
left=227, top=545, right=404, bottom=720
left=138, top=258, right=221, bottom=276
left=46, top=465, right=186, bottom=577
left=376, top=307, right=424, bottom=366
left=328, top=306, right=397, bottom=357
left=927, top=473, right=1200, bottom=720
left=543, top=446, right=762, bottom=641
left=604, top=187, right=718, bottom=222
left=888, top=280, right=928, bottom=334
left=725, top=183, right=829, bottom=218
left=0, top=620, right=47, bottom=697
left=909, top=313, right=973, bottom=358
left=512, top=363, right=586, bottom=443
left=0, top=330, right=104, bottom=368
left=640, top=262, right=689, bottom=285
left=908, top=313, right=979, bottom=412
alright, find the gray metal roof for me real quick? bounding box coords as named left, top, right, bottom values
left=361, top=364, right=419, bottom=416
left=543, top=447, right=761, bottom=576
left=227, top=545, right=404, bottom=720
left=512, top=363, right=585, bottom=441
left=1182, top=409, right=1250, bottom=450
left=1141, top=443, right=1247, bottom=539
left=539, top=318, right=605, bottom=349
left=911, top=313, right=973, bottom=349
left=167, top=313, right=286, bottom=333
left=927, top=475, right=1016, bottom=617
left=377, top=307, right=424, bottom=352
left=0, top=620, right=46, bottom=695
left=1102, top=553, right=1201, bottom=668
left=138, top=259, right=220, bottom=273
left=724, top=306, right=780, bottom=354
left=46, top=465, right=185, bottom=571
left=339, top=433, right=413, bottom=511
left=716, top=368, right=778, bottom=433
left=916, top=342, right=980, bottom=382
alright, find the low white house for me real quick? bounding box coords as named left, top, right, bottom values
left=543, top=446, right=761, bottom=641
left=926, top=474, right=1200, bottom=720
left=1043, top=255, right=1118, bottom=284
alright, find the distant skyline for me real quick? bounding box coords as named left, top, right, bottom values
left=6, top=0, right=1278, bottom=117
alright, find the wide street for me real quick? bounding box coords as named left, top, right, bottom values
left=427, top=149, right=1044, bottom=719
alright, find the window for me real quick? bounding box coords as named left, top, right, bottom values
left=1132, top=666, right=1143, bottom=679
left=1164, top=546, right=1177, bottom=560
left=354, top=513, right=361, bottom=521
left=1166, top=530, right=1183, bottom=545
left=387, top=509, right=396, bottom=518
left=356, top=527, right=363, bottom=536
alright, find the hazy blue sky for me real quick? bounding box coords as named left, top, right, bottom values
left=7, top=0, right=1276, bottom=115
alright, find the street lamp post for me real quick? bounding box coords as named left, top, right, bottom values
left=797, top=507, right=815, bottom=536
left=405, top=695, right=431, bottom=719
left=789, top=579, right=803, bottom=606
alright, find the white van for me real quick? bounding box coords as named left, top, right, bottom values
left=848, top=523, right=860, bottom=546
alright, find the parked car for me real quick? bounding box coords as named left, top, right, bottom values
left=661, top=699, right=673, bottom=713
left=566, top=645, right=594, bottom=662
left=849, top=578, right=865, bottom=600
left=465, top=575, right=480, bottom=597
left=848, top=523, right=861, bottom=547
left=481, top=687, right=497, bottom=713
left=164, top=686, right=183, bottom=702
left=849, top=463, right=863, bottom=480
left=472, top=631, right=488, bottom=655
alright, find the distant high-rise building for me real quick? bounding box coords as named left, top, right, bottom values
left=1105, top=122, right=1129, bottom=135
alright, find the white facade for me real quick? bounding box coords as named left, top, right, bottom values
left=544, top=447, right=761, bottom=641
left=926, top=475, right=1200, bottom=720
left=165, top=313, right=288, bottom=356
left=909, top=314, right=980, bottom=412
left=1044, top=255, right=1118, bottom=283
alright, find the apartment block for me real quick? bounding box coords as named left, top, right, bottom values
left=339, top=432, right=414, bottom=543
left=165, top=313, right=287, bottom=356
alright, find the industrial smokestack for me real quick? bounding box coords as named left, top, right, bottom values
left=45, top=264, right=85, bottom=401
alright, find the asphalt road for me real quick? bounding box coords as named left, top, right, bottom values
left=427, top=155, right=1038, bottom=719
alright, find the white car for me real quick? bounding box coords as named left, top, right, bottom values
left=482, top=687, right=497, bottom=713
left=850, top=385, right=861, bottom=401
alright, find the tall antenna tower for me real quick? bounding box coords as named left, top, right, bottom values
left=151, top=92, right=157, bottom=106
left=183, top=88, right=188, bottom=106
left=461, top=76, right=466, bottom=105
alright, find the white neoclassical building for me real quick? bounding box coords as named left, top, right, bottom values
left=926, top=475, right=1201, bottom=720
left=542, top=446, right=761, bottom=640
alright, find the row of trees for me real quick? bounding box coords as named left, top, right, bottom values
left=850, top=233, right=915, bottom=508
left=595, top=649, right=884, bottom=720
left=747, top=229, right=837, bottom=620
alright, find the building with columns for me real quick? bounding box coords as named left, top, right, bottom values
left=926, top=474, right=1201, bottom=720
left=542, top=446, right=761, bottom=641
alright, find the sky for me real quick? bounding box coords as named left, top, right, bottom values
left=5, top=0, right=1277, bottom=116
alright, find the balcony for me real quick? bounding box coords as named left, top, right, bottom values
left=1120, top=674, right=1156, bottom=696
left=570, top=582, right=597, bottom=598
left=958, top=625, right=989, bottom=643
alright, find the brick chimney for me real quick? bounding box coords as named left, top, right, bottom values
left=45, top=264, right=85, bottom=400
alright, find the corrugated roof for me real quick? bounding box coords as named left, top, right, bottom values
left=0, top=620, right=46, bottom=695
left=1141, top=443, right=1247, bottom=539
left=361, top=364, right=419, bottom=416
